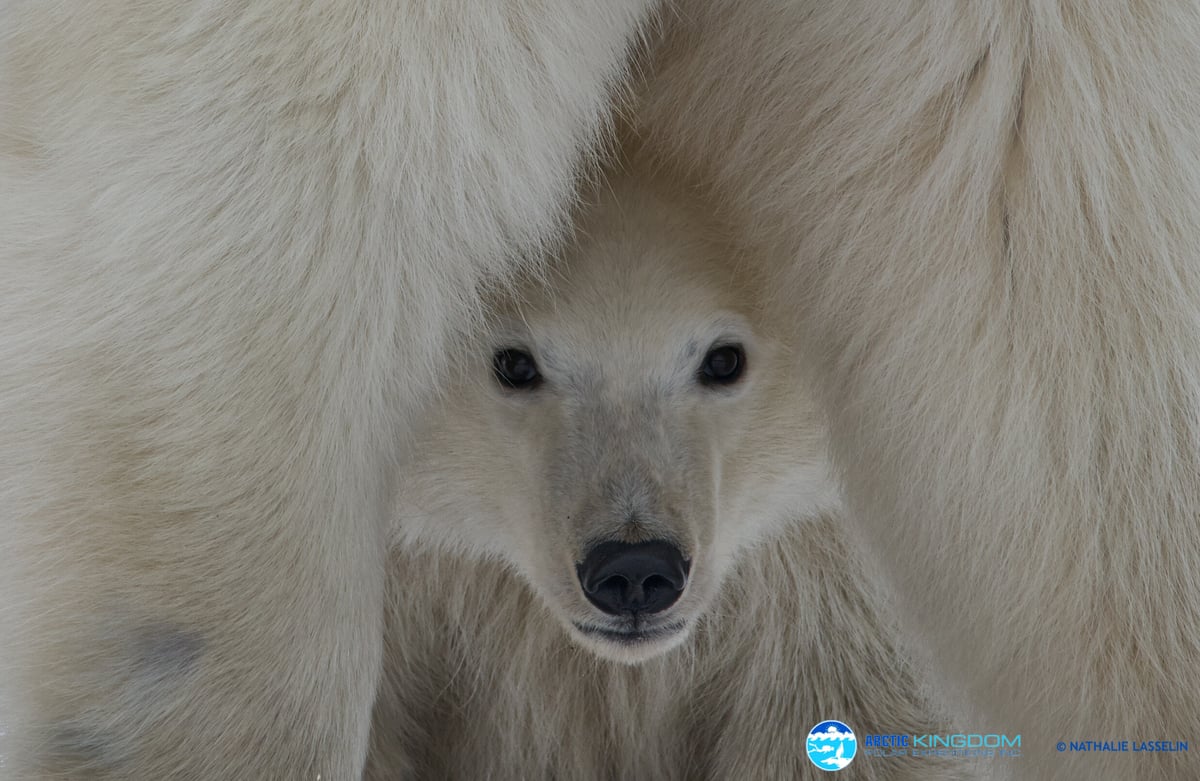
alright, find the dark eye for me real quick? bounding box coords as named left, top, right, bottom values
left=492, top=348, right=541, bottom=389
left=699, top=344, right=745, bottom=386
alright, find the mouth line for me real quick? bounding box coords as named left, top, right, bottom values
left=572, top=619, right=687, bottom=644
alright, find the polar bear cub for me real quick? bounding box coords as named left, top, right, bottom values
left=391, top=172, right=839, bottom=664
left=368, top=173, right=967, bottom=779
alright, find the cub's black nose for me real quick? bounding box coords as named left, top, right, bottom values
left=576, top=540, right=690, bottom=616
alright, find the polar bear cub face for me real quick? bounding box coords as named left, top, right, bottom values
left=395, top=176, right=839, bottom=664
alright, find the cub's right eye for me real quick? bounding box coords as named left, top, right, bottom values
left=492, top=348, right=541, bottom=389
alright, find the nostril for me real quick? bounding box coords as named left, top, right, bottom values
left=590, top=574, right=631, bottom=605
left=576, top=540, right=689, bottom=616
left=585, top=574, right=625, bottom=595
left=642, top=573, right=675, bottom=594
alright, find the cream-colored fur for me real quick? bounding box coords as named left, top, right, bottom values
left=368, top=173, right=964, bottom=780
left=369, top=529, right=962, bottom=780
left=0, top=2, right=652, bottom=777
left=635, top=1, right=1200, bottom=777
left=3, top=0, right=1198, bottom=778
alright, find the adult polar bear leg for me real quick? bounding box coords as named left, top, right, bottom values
left=637, top=1, right=1200, bottom=777
left=0, top=1, right=651, bottom=778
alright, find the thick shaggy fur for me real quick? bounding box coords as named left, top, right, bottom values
left=3, top=1, right=1199, bottom=779
left=0, top=1, right=652, bottom=777
left=366, top=174, right=963, bottom=780
left=634, top=1, right=1200, bottom=777
left=369, top=524, right=958, bottom=780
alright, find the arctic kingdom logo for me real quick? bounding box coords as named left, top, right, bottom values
left=806, top=720, right=857, bottom=771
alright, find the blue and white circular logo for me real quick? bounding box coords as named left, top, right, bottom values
left=806, top=720, right=857, bottom=772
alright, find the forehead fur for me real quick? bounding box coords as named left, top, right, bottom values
left=491, top=174, right=765, bottom=361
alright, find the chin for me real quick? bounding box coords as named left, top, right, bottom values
left=567, top=617, right=693, bottom=664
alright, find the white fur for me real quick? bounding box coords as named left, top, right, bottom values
left=635, top=1, right=1200, bottom=777
left=0, top=1, right=652, bottom=777
left=370, top=527, right=966, bottom=780
left=3, top=0, right=1198, bottom=778
left=369, top=173, right=964, bottom=779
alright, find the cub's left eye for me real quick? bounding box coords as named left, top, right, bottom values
left=699, top=344, right=745, bottom=386
left=493, top=348, right=541, bottom=389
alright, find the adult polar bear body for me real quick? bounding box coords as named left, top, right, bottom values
left=0, top=2, right=653, bottom=778
left=1, top=0, right=1198, bottom=779
left=635, top=1, right=1200, bottom=776
left=368, top=172, right=963, bottom=779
